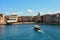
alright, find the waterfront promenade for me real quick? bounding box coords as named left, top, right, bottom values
left=12, top=22, right=35, bottom=24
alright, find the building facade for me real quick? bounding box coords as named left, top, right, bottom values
left=32, top=12, right=41, bottom=22
left=18, top=16, right=33, bottom=22
left=0, top=14, right=6, bottom=24
left=7, top=15, right=18, bottom=23
left=51, top=13, right=60, bottom=24
left=42, top=14, right=52, bottom=24
left=41, top=13, right=60, bottom=24
left=18, top=12, right=41, bottom=22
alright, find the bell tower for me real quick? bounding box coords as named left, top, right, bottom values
left=37, top=12, right=41, bottom=22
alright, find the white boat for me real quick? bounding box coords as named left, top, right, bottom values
left=34, top=25, right=44, bottom=33
left=34, top=25, right=41, bottom=30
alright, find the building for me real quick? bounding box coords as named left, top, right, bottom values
left=18, top=16, right=33, bottom=22
left=32, top=16, right=37, bottom=22
left=42, top=14, right=52, bottom=24
left=51, top=13, right=60, bottom=24
left=37, top=12, right=41, bottom=21
left=18, top=16, right=22, bottom=22
left=56, top=13, right=60, bottom=23
left=0, top=14, right=6, bottom=24
left=41, top=13, right=60, bottom=24
left=7, top=15, right=18, bottom=23
left=32, top=12, right=41, bottom=22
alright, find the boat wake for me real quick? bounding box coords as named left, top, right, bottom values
left=38, top=29, right=44, bottom=33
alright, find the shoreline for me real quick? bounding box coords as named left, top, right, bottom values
left=12, top=22, right=35, bottom=25
left=0, top=22, right=60, bottom=25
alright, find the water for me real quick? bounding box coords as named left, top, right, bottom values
left=0, top=24, right=60, bottom=40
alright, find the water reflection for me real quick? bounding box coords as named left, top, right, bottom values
left=0, top=25, right=5, bottom=38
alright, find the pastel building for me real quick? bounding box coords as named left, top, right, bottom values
left=0, top=14, right=6, bottom=24
left=18, top=12, right=41, bottom=22
left=41, top=13, right=60, bottom=24
left=32, top=12, right=41, bottom=22
left=42, top=14, right=52, bottom=24
left=18, top=16, right=33, bottom=22
left=51, top=13, right=60, bottom=24
left=7, top=15, right=18, bottom=23
left=37, top=12, right=41, bottom=21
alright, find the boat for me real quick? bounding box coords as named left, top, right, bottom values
left=34, top=25, right=41, bottom=31
left=34, top=25, right=44, bottom=33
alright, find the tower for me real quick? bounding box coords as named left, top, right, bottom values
left=38, top=12, right=40, bottom=16
left=37, top=12, right=41, bottom=22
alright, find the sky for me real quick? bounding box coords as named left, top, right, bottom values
left=0, top=0, right=60, bottom=16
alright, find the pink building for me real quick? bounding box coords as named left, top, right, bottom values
left=0, top=14, right=6, bottom=24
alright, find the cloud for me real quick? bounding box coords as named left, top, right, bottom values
left=40, top=8, right=45, bottom=12
left=42, top=8, right=45, bottom=11
left=40, top=12, right=43, bottom=15
left=54, top=10, right=60, bottom=13
left=11, top=12, right=23, bottom=16
left=2, top=12, right=10, bottom=15
left=46, top=10, right=52, bottom=14
left=17, top=12, right=23, bottom=14
left=12, top=12, right=16, bottom=14
left=28, top=9, right=33, bottom=13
